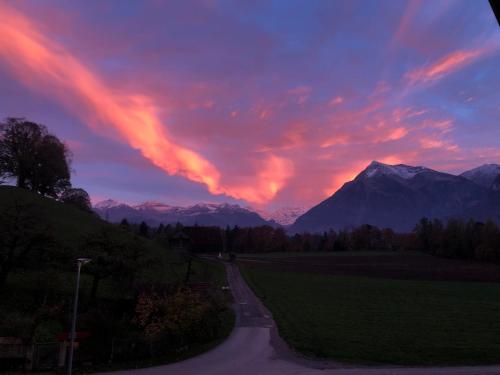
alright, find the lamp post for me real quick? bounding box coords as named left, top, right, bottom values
left=67, top=257, right=91, bottom=375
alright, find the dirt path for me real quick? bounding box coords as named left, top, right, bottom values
left=95, top=262, right=500, bottom=375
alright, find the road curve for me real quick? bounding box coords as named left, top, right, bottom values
left=96, top=262, right=500, bottom=375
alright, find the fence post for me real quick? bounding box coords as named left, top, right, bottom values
left=109, top=338, right=115, bottom=364
left=58, top=342, right=67, bottom=369
left=25, top=343, right=34, bottom=371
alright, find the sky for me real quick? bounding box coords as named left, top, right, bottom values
left=0, top=0, right=499, bottom=210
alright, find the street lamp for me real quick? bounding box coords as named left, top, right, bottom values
left=67, top=257, right=91, bottom=375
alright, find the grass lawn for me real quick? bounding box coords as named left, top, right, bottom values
left=191, top=259, right=228, bottom=287
left=241, top=265, right=500, bottom=365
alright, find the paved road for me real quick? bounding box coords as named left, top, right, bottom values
left=97, top=262, right=500, bottom=375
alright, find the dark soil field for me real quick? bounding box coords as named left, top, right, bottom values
left=238, top=252, right=500, bottom=283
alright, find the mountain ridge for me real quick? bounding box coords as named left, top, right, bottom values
left=290, top=161, right=500, bottom=233
left=94, top=200, right=278, bottom=227
left=95, top=161, right=500, bottom=232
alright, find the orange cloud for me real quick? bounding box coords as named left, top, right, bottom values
left=0, top=3, right=290, bottom=204
left=420, top=138, right=459, bottom=152
left=227, top=156, right=294, bottom=205
left=320, top=133, right=351, bottom=148
left=386, top=127, right=408, bottom=141
left=406, top=48, right=483, bottom=84
left=323, top=161, right=368, bottom=197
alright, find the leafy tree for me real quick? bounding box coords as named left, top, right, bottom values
left=81, top=227, right=129, bottom=301
left=81, top=227, right=149, bottom=300
left=30, top=134, right=71, bottom=196
left=119, top=218, right=130, bottom=230
left=156, top=223, right=165, bottom=235
left=0, top=199, right=57, bottom=291
left=121, top=234, right=150, bottom=286
left=475, top=220, right=500, bottom=261
left=0, top=118, right=71, bottom=197
left=134, top=287, right=210, bottom=341
left=60, top=187, right=92, bottom=211
left=139, top=221, right=150, bottom=237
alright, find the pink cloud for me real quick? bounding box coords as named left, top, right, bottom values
left=328, top=96, right=344, bottom=107
left=0, top=3, right=292, bottom=204
left=1, top=2, right=498, bottom=211
left=287, top=86, right=311, bottom=105
left=405, top=48, right=483, bottom=84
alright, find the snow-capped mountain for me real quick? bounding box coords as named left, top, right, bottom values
left=95, top=161, right=500, bottom=232
left=291, top=161, right=500, bottom=233
left=254, top=206, right=307, bottom=226
left=94, top=199, right=127, bottom=210
left=94, top=200, right=275, bottom=227
left=363, top=161, right=430, bottom=179
left=461, top=164, right=500, bottom=188
left=134, top=201, right=176, bottom=213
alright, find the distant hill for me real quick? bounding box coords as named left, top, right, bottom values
left=0, top=186, right=155, bottom=248
left=291, top=161, right=500, bottom=233
left=94, top=200, right=275, bottom=228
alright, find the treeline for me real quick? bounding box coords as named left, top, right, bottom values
left=414, top=218, right=500, bottom=262
left=138, top=218, right=500, bottom=263
left=140, top=222, right=402, bottom=253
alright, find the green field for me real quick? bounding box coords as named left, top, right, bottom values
left=237, top=251, right=401, bottom=258
left=241, top=265, right=500, bottom=365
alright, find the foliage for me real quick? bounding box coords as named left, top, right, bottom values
left=0, top=185, right=232, bottom=368
left=0, top=118, right=71, bottom=197
left=80, top=227, right=149, bottom=300
left=0, top=198, right=58, bottom=291
left=139, top=221, right=150, bottom=237
left=134, top=287, right=210, bottom=340
left=147, top=218, right=500, bottom=265
left=414, top=218, right=500, bottom=261
left=60, top=187, right=92, bottom=211
left=149, top=223, right=402, bottom=254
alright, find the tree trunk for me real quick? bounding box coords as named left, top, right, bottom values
left=0, top=269, right=8, bottom=292
left=90, top=275, right=100, bottom=302
left=16, top=173, right=26, bottom=188
left=184, top=258, right=192, bottom=285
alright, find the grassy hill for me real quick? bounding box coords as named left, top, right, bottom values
left=0, top=185, right=148, bottom=247
left=0, top=186, right=230, bottom=352
left=0, top=185, right=183, bottom=287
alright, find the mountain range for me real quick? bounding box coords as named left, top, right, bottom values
left=94, top=200, right=276, bottom=227
left=290, top=161, right=500, bottom=233
left=95, top=162, right=500, bottom=233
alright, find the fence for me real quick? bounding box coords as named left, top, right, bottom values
left=0, top=342, right=28, bottom=373
left=32, top=343, right=59, bottom=371
left=0, top=342, right=60, bottom=373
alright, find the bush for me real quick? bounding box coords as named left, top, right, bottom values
left=134, top=287, right=225, bottom=350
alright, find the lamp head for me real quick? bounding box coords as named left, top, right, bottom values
left=76, top=257, right=91, bottom=265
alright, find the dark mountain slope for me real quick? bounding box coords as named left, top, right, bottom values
left=291, top=161, right=494, bottom=233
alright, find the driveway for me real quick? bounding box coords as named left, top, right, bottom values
left=96, top=262, right=500, bottom=375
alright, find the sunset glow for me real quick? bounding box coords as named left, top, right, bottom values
left=0, top=1, right=499, bottom=209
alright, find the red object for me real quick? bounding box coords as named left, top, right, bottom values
left=56, top=331, right=91, bottom=342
